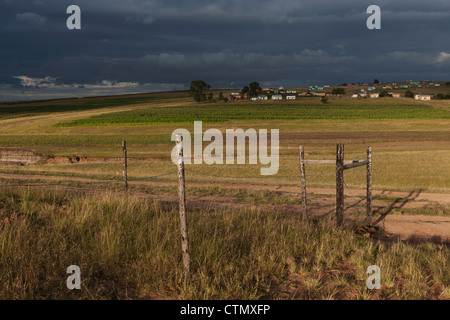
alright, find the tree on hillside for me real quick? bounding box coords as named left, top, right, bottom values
left=189, top=80, right=211, bottom=103
left=248, top=81, right=262, bottom=97
left=241, top=86, right=249, bottom=97
left=379, top=89, right=391, bottom=97
left=405, top=90, right=414, bottom=98
left=331, top=88, right=346, bottom=95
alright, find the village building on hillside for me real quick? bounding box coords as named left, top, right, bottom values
left=286, top=95, right=296, bottom=100
left=390, top=93, right=401, bottom=98
left=271, top=95, right=283, bottom=100
left=370, top=93, right=379, bottom=98
left=414, top=94, right=431, bottom=101
left=286, top=90, right=297, bottom=94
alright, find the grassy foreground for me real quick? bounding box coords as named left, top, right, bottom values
left=0, top=187, right=448, bottom=300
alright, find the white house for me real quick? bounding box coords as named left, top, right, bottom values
left=286, top=95, right=296, bottom=100
left=351, top=94, right=359, bottom=99
left=391, top=93, right=401, bottom=98
left=258, top=95, right=268, bottom=100
left=414, top=94, right=431, bottom=101
left=272, top=95, right=283, bottom=100
left=286, top=90, right=297, bottom=94
left=370, top=93, right=379, bottom=98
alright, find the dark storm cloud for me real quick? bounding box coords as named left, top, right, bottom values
left=1, top=0, right=450, bottom=100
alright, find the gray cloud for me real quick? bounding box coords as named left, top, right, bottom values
left=15, top=12, right=47, bottom=25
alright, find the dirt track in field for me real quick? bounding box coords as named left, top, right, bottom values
left=0, top=173, right=448, bottom=245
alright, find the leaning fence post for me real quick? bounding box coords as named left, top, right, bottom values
left=336, top=144, right=345, bottom=226
left=299, top=145, right=307, bottom=215
left=122, top=141, right=128, bottom=191
left=176, top=134, right=191, bottom=277
left=366, top=146, right=373, bottom=226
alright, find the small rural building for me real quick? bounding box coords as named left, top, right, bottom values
left=414, top=94, right=431, bottom=101
left=370, top=93, right=379, bottom=98
left=272, top=95, right=283, bottom=100
left=286, top=95, right=296, bottom=100
left=391, top=93, right=401, bottom=98
left=231, top=92, right=240, bottom=96
left=286, top=90, right=297, bottom=94
left=351, top=94, right=359, bottom=99
left=258, top=95, right=268, bottom=100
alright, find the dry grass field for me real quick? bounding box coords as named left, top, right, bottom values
left=0, top=89, right=448, bottom=299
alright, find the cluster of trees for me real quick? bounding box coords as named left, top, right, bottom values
left=189, top=80, right=263, bottom=103
left=241, top=82, right=262, bottom=97
left=434, top=93, right=450, bottom=100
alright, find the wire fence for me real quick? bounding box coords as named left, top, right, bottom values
left=0, top=143, right=373, bottom=228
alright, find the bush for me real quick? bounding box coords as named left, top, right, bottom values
left=379, top=90, right=391, bottom=97
left=331, top=88, right=346, bottom=95
left=405, top=90, right=415, bottom=98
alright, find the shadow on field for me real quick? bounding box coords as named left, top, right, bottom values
left=373, top=189, right=423, bottom=225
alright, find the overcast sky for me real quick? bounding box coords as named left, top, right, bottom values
left=1, top=0, right=450, bottom=101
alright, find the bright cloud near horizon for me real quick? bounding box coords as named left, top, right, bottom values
left=1, top=0, right=450, bottom=101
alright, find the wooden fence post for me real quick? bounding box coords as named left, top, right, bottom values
left=366, top=146, right=373, bottom=226
left=336, top=144, right=345, bottom=226
left=299, top=145, right=307, bottom=215
left=176, top=134, right=191, bottom=276
left=122, top=141, right=128, bottom=191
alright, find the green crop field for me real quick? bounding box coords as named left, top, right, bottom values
left=56, top=102, right=450, bottom=127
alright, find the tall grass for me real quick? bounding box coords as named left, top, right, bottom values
left=0, top=187, right=448, bottom=300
